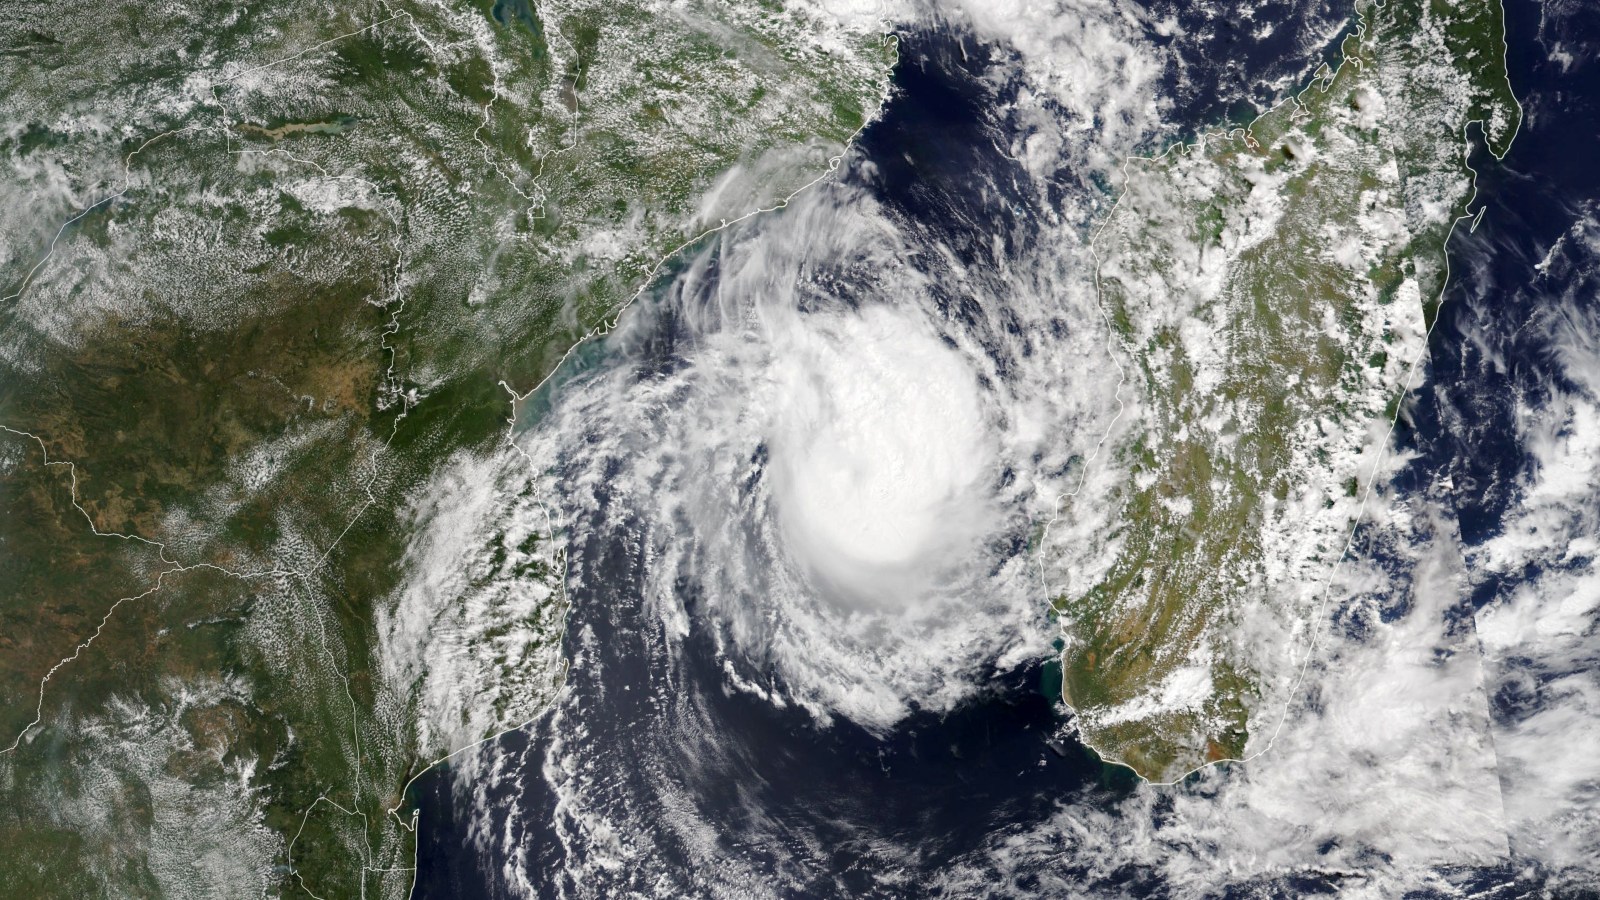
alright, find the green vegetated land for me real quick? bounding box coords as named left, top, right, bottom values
left=0, top=0, right=893, bottom=895
left=1058, top=0, right=1518, bottom=782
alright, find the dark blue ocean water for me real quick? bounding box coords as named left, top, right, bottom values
left=411, top=2, right=1598, bottom=895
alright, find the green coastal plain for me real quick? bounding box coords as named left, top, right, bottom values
left=0, top=1, right=892, bottom=895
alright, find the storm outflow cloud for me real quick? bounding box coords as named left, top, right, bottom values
left=421, top=0, right=1600, bottom=895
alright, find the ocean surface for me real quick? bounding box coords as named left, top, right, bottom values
left=410, top=1, right=1597, bottom=895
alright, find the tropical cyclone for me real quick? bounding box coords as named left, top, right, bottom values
left=1054, top=0, right=1520, bottom=782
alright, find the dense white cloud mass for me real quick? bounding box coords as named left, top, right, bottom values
left=518, top=169, right=1111, bottom=731
left=767, top=303, right=996, bottom=596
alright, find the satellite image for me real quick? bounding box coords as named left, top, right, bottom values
left=0, top=0, right=1596, bottom=896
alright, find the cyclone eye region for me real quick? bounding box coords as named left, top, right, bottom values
left=768, top=305, right=993, bottom=600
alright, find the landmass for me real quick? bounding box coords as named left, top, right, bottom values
left=0, top=0, right=893, bottom=894
left=1055, top=0, right=1519, bottom=782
